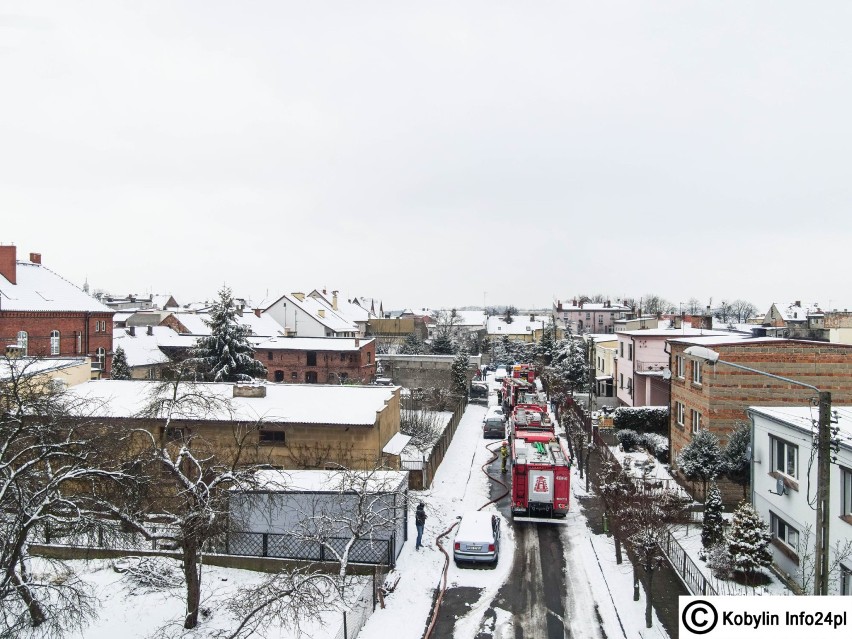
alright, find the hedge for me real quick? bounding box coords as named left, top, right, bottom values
left=612, top=406, right=669, bottom=436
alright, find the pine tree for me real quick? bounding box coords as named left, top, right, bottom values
left=431, top=333, right=455, bottom=355
left=727, top=501, right=772, bottom=583
left=400, top=332, right=427, bottom=355
left=702, top=483, right=724, bottom=549
left=111, top=345, right=131, bottom=380
left=723, top=423, right=751, bottom=499
left=678, top=429, right=725, bottom=499
left=191, top=286, right=268, bottom=382
left=450, top=347, right=469, bottom=396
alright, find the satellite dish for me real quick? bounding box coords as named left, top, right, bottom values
left=662, top=368, right=672, bottom=380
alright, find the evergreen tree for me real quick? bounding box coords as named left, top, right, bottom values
left=727, top=501, right=772, bottom=583
left=111, top=345, right=131, bottom=380
left=399, top=332, right=427, bottom=355
left=723, top=423, right=751, bottom=499
left=191, top=286, right=268, bottom=382
left=678, top=429, right=725, bottom=500
left=430, top=333, right=455, bottom=355
left=702, top=483, right=724, bottom=549
left=535, top=319, right=556, bottom=366
left=450, top=347, right=469, bottom=396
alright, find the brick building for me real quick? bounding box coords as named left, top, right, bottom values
left=68, top=380, right=401, bottom=470
left=668, top=336, right=852, bottom=498
left=253, top=336, right=377, bottom=384
left=0, top=245, right=114, bottom=376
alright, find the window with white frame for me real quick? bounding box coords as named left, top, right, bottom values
left=95, top=347, right=105, bottom=370
left=692, top=360, right=702, bottom=385
left=17, top=331, right=28, bottom=356
left=842, top=467, right=852, bottom=518
left=676, top=402, right=685, bottom=426
left=770, top=511, right=799, bottom=552
left=771, top=436, right=798, bottom=478
left=842, top=565, right=852, bottom=596
left=691, top=409, right=701, bottom=433
left=50, top=330, right=60, bottom=355
left=675, top=355, right=684, bottom=378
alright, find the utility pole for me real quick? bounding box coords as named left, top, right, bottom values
left=814, top=390, right=832, bottom=595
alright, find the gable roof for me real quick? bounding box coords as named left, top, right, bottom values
left=168, top=311, right=285, bottom=337
left=0, top=261, right=112, bottom=313
left=265, top=293, right=358, bottom=334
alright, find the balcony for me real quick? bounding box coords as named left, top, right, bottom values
left=634, top=361, right=668, bottom=373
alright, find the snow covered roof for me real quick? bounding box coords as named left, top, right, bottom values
left=616, top=328, right=730, bottom=338
left=248, top=469, right=407, bottom=493
left=666, top=335, right=774, bottom=347
left=112, top=326, right=176, bottom=367
left=254, top=336, right=373, bottom=351
left=749, top=405, right=852, bottom=447
left=443, top=310, right=486, bottom=327
left=0, top=357, right=89, bottom=380
left=0, top=261, right=112, bottom=313
left=774, top=301, right=822, bottom=322
left=266, top=293, right=358, bottom=333
left=486, top=316, right=535, bottom=336
left=556, top=302, right=631, bottom=312
left=382, top=432, right=412, bottom=456
left=170, top=311, right=285, bottom=337
left=66, top=380, right=399, bottom=426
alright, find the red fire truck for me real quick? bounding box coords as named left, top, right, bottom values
left=510, top=435, right=571, bottom=519
left=511, top=363, right=536, bottom=383
left=507, top=404, right=553, bottom=438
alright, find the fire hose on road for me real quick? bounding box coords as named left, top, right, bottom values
left=423, top=441, right=511, bottom=639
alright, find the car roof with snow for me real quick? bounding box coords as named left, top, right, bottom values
left=455, top=511, right=496, bottom=541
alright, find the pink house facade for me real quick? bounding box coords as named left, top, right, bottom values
left=615, top=328, right=730, bottom=407
left=553, top=300, right=631, bottom=334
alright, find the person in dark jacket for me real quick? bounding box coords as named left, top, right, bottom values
left=415, top=503, right=427, bottom=549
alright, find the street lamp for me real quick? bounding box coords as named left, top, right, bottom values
left=683, top=345, right=833, bottom=596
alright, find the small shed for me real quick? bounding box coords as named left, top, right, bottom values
left=228, top=469, right=408, bottom=567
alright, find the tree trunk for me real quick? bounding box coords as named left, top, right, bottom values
left=645, top=563, right=653, bottom=629
left=9, top=569, right=46, bottom=627
left=183, top=540, right=201, bottom=629
left=633, top=564, right=640, bottom=601
left=614, top=532, right=623, bottom=565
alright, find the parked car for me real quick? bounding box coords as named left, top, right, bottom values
left=470, top=382, right=489, bottom=403
left=453, top=511, right=501, bottom=565
left=493, top=367, right=508, bottom=382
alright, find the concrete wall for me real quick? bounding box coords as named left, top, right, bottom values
left=378, top=354, right=480, bottom=390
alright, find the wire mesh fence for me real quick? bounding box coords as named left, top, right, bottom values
left=331, top=577, right=376, bottom=639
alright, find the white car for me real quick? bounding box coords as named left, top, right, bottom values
left=493, top=367, right=508, bottom=382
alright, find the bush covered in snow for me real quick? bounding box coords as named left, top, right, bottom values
left=640, top=433, right=669, bottom=463
left=616, top=429, right=641, bottom=452
left=612, top=406, right=669, bottom=435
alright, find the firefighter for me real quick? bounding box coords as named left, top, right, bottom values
left=500, top=441, right=509, bottom=473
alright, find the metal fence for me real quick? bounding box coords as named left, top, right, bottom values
left=332, top=577, right=376, bottom=639
left=226, top=532, right=396, bottom=567
left=661, top=530, right=718, bottom=596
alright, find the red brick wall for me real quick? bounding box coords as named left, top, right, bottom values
left=258, top=341, right=377, bottom=384
left=0, top=311, right=114, bottom=375
left=670, top=340, right=852, bottom=462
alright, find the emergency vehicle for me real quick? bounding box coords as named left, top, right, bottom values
left=510, top=435, right=571, bottom=519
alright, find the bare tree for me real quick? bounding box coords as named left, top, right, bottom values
left=730, top=299, right=757, bottom=323
left=642, top=294, right=674, bottom=317
left=399, top=408, right=445, bottom=453
left=686, top=298, right=703, bottom=315
left=0, top=356, right=126, bottom=637
left=714, top=300, right=733, bottom=323
left=97, top=368, right=272, bottom=630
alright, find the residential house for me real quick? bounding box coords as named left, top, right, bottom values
left=161, top=310, right=284, bottom=338
left=749, top=405, right=852, bottom=594
left=254, top=336, right=376, bottom=384
left=0, top=356, right=92, bottom=389
left=0, top=245, right=114, bottom=377
left=615, top=328, right=731, bottom=408
left=68, top=380, right=402, bottom=470
left=308, top=289, right=381, bottom=337
left=588, top=335, right=618, bottom=399
left=112, top=325, right=196, bottom=379
left=553, top=299, right=631, bottom=334
left=486, top=315, right=536, bottom=344
left=669, top=336, right=852, bottom=501
left=264, top=292, right=358, bottom=338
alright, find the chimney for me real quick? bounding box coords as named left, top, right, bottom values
left=292, top=292, right=305, bottom=301
left=237, top=307, right=243, bottom=317
left=355, top=337, right=360, bottom=347
left=129, top=326, right=136, bottom=336
left=29, top=252, right=41, bottom=265
left=254, top=308, right=262, bottom=318
left=0, top=245, right=16, bottom=284
left=146, top=325, right=153, bottom=336
left=795, top=300, right=801, bottom=307
left=529, top=314, right=535, bottom=321
left=233, top=383, right=266, bottom=398
left=332, top=290, right=338, bottom=311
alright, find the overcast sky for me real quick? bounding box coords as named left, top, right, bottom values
left=2, top=2, right=851, bottom=312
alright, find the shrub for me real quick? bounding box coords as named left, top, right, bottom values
left=612, top=406, right=669, bottom=435
left=641, top=433, right=670, bottom=463
left=616, top=429, right=641, bottom=452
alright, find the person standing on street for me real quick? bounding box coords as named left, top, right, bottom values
left=415, top=503, right=427, bottom=549
left=500, top=441, right=509, bottom=473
